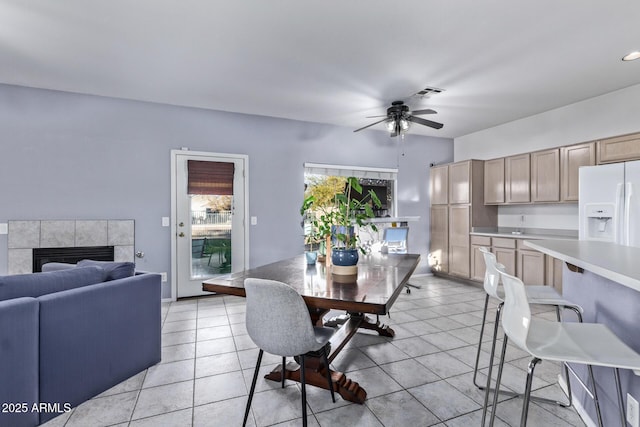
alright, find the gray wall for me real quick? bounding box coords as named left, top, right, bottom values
left=0, top=84, right=453, bottom=298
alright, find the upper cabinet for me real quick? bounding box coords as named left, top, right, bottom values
left=505, top=154, right=530, bottom=203
left=597, top=132, right=640, bottom=164
left=561, top=142, right=596, bottom=201
left=531, top=148, right=560, bottom=202
left=429, top=164, right=449, bottom=205
left=449, top=161, right=471, bottom=204
left=483, top=158, right=505, bottom=204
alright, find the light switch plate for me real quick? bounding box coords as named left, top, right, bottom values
left=0, top=223, right=7, bottom=234
left=251, top=216, right=258, bottom=225
left=162, top=217, right=170, bottom=227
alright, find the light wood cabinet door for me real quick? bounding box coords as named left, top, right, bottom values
left=471, top=245, right=487, bottom=281
left=561, top=142, right=596, bottom=201
left=449, top=205, right=470, bottom=278
left=597, top=132, right=640, bottom=164
left=430, top=164, right=449, bottom=205
left=505, top=154, right=530, bottom=203
left=531, top=149, right=560, bottom=202
left=449, top=161, right=471, bottom=204
left=484, top=158, right=505, bottom=204
left=493, top=247, right=516, bottom=276
left=429, top=206, right=448, bottom=273
left=517, top=249, right=545, bottom=286
left=545, top=256, right=563, bottom=293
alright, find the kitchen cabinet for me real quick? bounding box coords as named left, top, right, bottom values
left=449, top=205, right=470, bottom=277
left=429, top=160, right=497, bottom=280
left=505, top=153, right=530, bottom=203
left=597, top=132, right=640, bottom=164
left=531, top=148, right=560, bottom=202
left=449, top=161, right=470, bottom=204
left=492, top=237, right=517, bottom=276
left=561, top=142, right=596, bottom=201
left=470, top=235, right=491, bottom=281
left=516, top=240, right=545, bottom=286
left=429, top=206, right=448, bottom=273
left=429, top=164, right=449, bottom=205
left=484, top=158, right=505, bottom=204
left=545, top=256, right=563, bottom=293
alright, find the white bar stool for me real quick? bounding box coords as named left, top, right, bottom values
left=475, top=247, right=583, bottom=425
left=485, top=268, right=640, bottom=427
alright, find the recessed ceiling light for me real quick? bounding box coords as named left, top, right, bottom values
left=622, top=51, right=640, bottom=61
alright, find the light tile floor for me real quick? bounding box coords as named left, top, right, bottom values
left=42, top=275, right=586, bottom=426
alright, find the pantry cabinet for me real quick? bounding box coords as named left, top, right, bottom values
left=429, top=164, right=449, bottom=205
left=429, top=206, right=448, bottom=273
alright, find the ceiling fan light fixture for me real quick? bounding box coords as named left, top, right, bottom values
left=386, top=120, right=396, bottom=132
left=400, top=118, right=410, bottom=131
left=622, top=51, right=640, bottom=61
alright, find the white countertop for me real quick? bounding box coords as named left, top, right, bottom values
left=470, top=228, right=578, bottom=240
left=524, top=240, right=640, bottom=292
left=366, top=216, right=420, bottom=223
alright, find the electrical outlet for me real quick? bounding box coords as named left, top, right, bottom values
left=628, top=393, right=639, bottom=427
left=160, top=272, right=167, bottom=283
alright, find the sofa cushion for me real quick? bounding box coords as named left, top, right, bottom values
left=41, top=262, right=77, bottom=272
left=0, top=266, right=105, bottom=302
left=77, top=260, right=135, bottom=281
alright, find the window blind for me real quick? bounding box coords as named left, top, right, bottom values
left=303, top=163, right=397, bottom=180
left=187, top=160, right=235, bottom=195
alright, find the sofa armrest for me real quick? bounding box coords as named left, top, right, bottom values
left=37, top=273, right=161, bottom=422
left=0, top=298, right=39, bottom=427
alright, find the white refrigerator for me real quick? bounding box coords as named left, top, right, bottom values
left=579, top=160, right=640, bottom=246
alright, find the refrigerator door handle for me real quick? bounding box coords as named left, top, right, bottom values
left=625, top=183, right=633, bottom=246
left=615, top=183, right=624, bottom=244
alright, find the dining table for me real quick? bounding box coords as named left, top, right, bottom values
left=202, top=252, right=420, bottom=404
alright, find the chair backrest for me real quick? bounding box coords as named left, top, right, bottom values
left=497, top=269, right=532, bottom=351
left=244, top=278, right=323, bottom=357
left=479, top=247, right=503, bottom=300
left=383, top=227, right=409, bottom=254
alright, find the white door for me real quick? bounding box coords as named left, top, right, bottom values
left=172, top=151, right=248, bottom=298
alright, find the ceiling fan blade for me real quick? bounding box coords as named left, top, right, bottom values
left=408, top=116, right=444, bottom=129
left=353, top=117, right=389, bottom=132
left=365, top=115, right=389, bottom=118
left=411, top=109, right=437, bottom=115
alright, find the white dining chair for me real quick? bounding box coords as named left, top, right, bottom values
left=485, top=268, right=640, bottom=427
left=475, top=247, right=584, bottom=425
left=243, top=278, right=336, bottom=427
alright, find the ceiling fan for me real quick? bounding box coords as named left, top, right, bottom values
left=354, top=100, right=443, bottom=137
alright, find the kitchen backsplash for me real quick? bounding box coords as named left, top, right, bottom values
left=498, top=204, right=579, bottom=230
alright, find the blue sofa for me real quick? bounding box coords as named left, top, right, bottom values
left=0, top=264, right=161, bottom=426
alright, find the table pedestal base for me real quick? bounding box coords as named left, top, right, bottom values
left=265, top=361, right=366, bottom=404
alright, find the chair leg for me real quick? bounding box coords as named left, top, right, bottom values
left=322, top=346, right=336, bottom=403
left=488, top=334, right=509, bottom=427
left=481, top=302, right=503, bottom=427
left=282, top=357, right=286, bottom=388
left=588, top=364, right=604, bottom=427
left=473, top=294, right=490, bottom=389
left=243, top=349, right=263, bottom=427
left=300, top=354, right=308, bottom=427
left=614, top=368, right=626, bottom=427
left=520, top=357, right=541, bottom=427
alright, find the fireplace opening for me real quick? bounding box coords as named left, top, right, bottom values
left=33, top=246, right=115, bottom=272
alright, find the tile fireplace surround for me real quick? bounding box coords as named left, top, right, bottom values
left=7, top=220, right=134, bottom=275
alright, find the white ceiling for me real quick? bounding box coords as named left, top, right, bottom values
left=2, top=1, right=640, bottom=139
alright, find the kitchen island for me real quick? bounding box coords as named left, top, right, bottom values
left=523, top=239, right=640, bottom=427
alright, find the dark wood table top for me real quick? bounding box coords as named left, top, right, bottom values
left=202, top=253, right=420, bottom=315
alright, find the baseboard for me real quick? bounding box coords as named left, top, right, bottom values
left=558, top=374, right=597, bottom=427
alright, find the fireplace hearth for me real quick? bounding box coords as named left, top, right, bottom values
left=7, top=219, right=135, bottom=275
left=33, top=246, right=114, bottom=272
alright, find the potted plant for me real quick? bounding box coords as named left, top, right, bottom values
left=330, top=177, right=382, bottom=267
left=300, top=176, right=382, bottom=272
